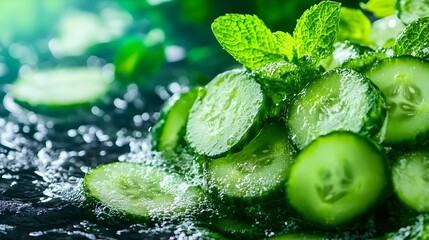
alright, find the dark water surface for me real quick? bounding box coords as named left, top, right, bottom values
left=0, top=86, right=176, bottom=239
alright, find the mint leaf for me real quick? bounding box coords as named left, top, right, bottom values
left=338, top=7, right=372, bottom=45
left=393, top=17, right=429, bottom=59
left=360, top=0, right=395, bottom=18
left=293, top=1, right=341, bottom=60
left=211, top=14, right=284, bottom=70
left=273, top=31, right=295, bottom=61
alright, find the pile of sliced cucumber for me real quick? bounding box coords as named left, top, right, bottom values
left=76, top=0, right=429, bottom=239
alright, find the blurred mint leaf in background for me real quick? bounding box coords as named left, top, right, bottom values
left=360, top=0, right=395, bottom=18
left=293, top=1, right=341, bottom=60
left=338, top=7, right=372, bottom=45
left=114, top=30, right=166, bottom=85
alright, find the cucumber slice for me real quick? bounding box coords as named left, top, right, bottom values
left=392, top=150, right=429, bottom=212
left=287, top=68, right=386, bottom=150
left=364, top=56, right=429, bottom=145
left=186, top=69, right=266, bottom=157
left=210, top=218, right=266, bottom=240
left=11, top=67, right=110, bottom=111
left=151, top=87, right=199, bottom=152
left=396, top=0, right=429, bottom=25
left=286, top=131, right=390, bottom=227
left=83, top=162, right=204, bottom=221
left=206, top=123, right=296, bottom=204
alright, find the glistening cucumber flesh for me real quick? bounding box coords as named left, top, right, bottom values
left=364, top=56, right=429, bottom=145
left=392, top=150, right=429, bottom=212
left=286, top=131, right=390, bottom=227
left=186, top=69, right=266, bottom=157
left=11, top=67, right=110, bottom=110
left=287, top=68, right=386, bottom=149
left=83, top=162, right=204, bottom=221
left=151, top=87, right=199, bottom=152
left=206, top=122, right=296, bottom=204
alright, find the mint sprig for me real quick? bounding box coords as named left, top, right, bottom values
left=211, top=1, right=341, bottom=73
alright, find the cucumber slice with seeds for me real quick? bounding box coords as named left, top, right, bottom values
left=286, top=131, right=390, bottom=227
left=151, top=87, right=199, bottom=152
left=11, top=67, right=110, bottom=111
left=392, top=150, right=429, bottom=212
left=83, top=162, right=204, bottom=221
left=364, top=56, right=429, bottom=145
left=287, top=68, right=386, bottom=150
left=206, top=122, right=296, bottom=204
left=186, top=69, right=266, bottom=157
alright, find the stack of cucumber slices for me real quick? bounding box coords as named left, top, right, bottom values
left=81, top=0, right=429, bottom=239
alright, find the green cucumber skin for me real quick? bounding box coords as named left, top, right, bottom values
left=286, top=68, right=387, bottom=150
left=151, top=87, right=199, bottom=152
left=12, top=90, right=108, bottom=118
left=285, top=131, right=391, bottom=229
left=13, top=96, right=106, bottom=113
left=185, top=69, right=267, bottom=158
left=361, top=78, right=388, bottom=139
left=209, top=218, right=267, bottom=240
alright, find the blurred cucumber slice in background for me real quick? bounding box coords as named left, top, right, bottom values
left=11, top=67, right=111, bottom=111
